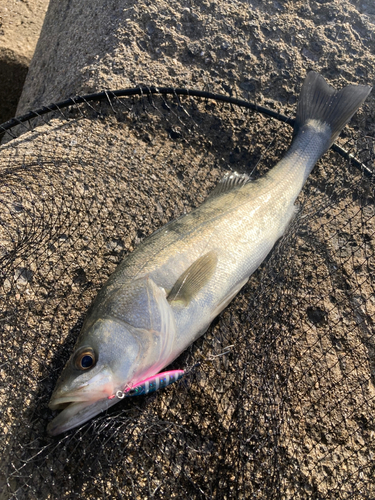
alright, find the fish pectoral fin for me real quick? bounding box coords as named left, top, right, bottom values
left=167, top=251, right=218, bottom=305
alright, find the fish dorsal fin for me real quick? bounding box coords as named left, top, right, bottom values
left=167, top=251, right=218, bottom=305
left=208, top=172, right=250, bottom=198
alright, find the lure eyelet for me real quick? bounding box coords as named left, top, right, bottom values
left=74, top=347, right=96, bottom=370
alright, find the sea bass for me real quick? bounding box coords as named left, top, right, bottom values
left=48, top=72, right=371, bottom=435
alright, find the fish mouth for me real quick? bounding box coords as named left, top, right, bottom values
left=47, top=369, right=118, bottom=436
left=47, top=397, right=120, bottom=436
left=49, top=394, right=96, bottom=411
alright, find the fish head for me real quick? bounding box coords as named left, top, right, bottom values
left=47, top=318, right=143, bottom=436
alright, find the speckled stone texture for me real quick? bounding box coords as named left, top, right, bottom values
left=16, top=0, right=375, bottom=122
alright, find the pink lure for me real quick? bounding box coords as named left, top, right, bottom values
left=108, top=370, right=184, bottom=399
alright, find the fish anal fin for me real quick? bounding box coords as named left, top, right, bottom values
left=167, top=251, right=218, bottom=305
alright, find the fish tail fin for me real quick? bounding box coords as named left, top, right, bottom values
left=294, top=72, right=371, bottom=146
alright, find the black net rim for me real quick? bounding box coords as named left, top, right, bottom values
left=1, top=86, right=371, bottom=177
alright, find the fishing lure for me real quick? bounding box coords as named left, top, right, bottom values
left=108, top=370, right=185, bottom=400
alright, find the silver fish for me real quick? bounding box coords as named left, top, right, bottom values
left=47, top=72, right=371, bottom=435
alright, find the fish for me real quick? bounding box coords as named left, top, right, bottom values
left=47, top=72, right=371, bottom=435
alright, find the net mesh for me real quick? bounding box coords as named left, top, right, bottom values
left=0, top=91, right=374, bottom=499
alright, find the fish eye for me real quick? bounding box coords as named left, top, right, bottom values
left=74, top=347, right=96, bottom=370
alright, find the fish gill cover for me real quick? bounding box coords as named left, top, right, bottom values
left=0, top=89, right=374, bottom=499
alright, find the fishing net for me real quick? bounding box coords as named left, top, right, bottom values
left=0, top=88, right=374, bottom=499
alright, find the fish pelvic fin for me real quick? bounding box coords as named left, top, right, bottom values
left=294, top=72, right=372, bottom=146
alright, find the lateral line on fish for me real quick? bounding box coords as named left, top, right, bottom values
left=125, top=176, right=259, bottom=286
left=130, top=186, right=264, bottom=283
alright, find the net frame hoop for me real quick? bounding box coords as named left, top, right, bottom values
left=0, top=86, right=371, bottom=177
